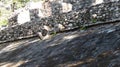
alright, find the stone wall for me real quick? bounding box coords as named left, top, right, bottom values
left=0, top=1, right=120, bottom=43
left=8, top=0, right=119, bottom=25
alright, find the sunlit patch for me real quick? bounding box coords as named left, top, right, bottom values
left=0, top=39, right=39, bottom=54
left=106, top=29, right=115, bottom=33
left=59, top=58, right=95, bottom=67
left=66, top=61, right=84, bottom=67
left=17, top=10, right=30, bottom=24
left=0, top=60, right=29, bottom=67
left=44, top=25, right=51, bottom=31
left=28, top=1, right=43, bottom=9
left=28, top=39, right=40, bottom=43
left=64, top=34, right=79, bottom=40
left=61, top=3, right=72, bottom=13
left=43, top=34, right=52, bottom=40
left=92, top=14, right=97, bottom=18
left=58, top=24, right=65, bottom=31
left=0, top=41, right=26, bottom=54
left=93, top=0, right=104, bottom=5
left=98, top=29, right=116, bottom=34
left=49, top=44, right=57, bottom=47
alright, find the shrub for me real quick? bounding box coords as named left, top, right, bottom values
left=0, top=19, right=8, bottom=27
left=91, top=18, right=97, bottom=23
left=80, top=26, right=87, bottom=30
left=0, top=10, right=1, bottom=17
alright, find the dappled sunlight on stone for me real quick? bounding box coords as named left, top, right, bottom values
left=0, top=41, right=26, bottom=54
left=93, top=0, right=104, bottom=5
left=27, top=1, right=43, bottom=10
left=17, top=10, right=30, bottom=25
left=28, top=39, right=40, bottom=44
left=66, top=61, right=84, bottom=67
left=98, top=28, right=116, bottom=34
left=0, top=39, right=39, bottom=54
left=2, top=0, right=119, bottom=43
left=49, top=44, right=57, bottom=47
left=0, top=0, right=120, bottom=67
left=0, top=60, right=29, bottom=67
left=58, top=58, right=95, bottom=67
left=106, top=29, right=116, bottom=33
left=63, top=34, right=79, bottom=40
left=61, top=2, right=72, bottom=13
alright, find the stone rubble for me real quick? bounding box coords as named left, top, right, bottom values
left=0, top=22, right=120, bottom=67
left=0, top=1, right=120, bottom=43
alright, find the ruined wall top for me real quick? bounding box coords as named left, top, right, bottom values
left=0, top=0, right=120, bottom=43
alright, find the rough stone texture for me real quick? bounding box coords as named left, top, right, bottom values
left=8, top=0, right=119, bottom=25
left=0, top=0, right=120, bottom=67
left=0, top=22, right=120, bottom=67
left=0, top=1, right=120, bottom=43
left=17, top=10, right=30, bottom=24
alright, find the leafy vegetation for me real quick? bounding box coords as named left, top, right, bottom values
left=51, top=31, right=57, bottom=36
left=0, top=8, right=10, bottom=27
left=0, top=10, right=1, bottom=17
left=91, top=18, right=97, bottom=23
left=80, top=26, right=87, bottom=30
left=0, top=19, right=8, bottom=27
left=0, top=0, right=44, bottom=27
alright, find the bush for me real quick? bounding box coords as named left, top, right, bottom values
left=0, top=10, right=2, bottom=17
left=0, top=19, right=8, bottom=27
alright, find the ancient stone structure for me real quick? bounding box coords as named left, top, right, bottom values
left=0, top=21, right=120, bottom=67
left=0, top=1, right=120, bottom=43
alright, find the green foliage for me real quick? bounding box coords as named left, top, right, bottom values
left=91, top=18, right=97, bottom=23
left=33, top=0, right=42, bottom=2
left=0, top=7, right=11, bottom=18
left=13, top=0, right=30, bottom=3
left=12, top=0, right=30, bottom=8
left=80, top=26, right=87, bottom=30
left=52, top=31, right=57, bottom=36
left=13, top=0, right=42, bottom=3
left=0, top=10, right=1, bottom=17
left=0, top=19, right=8, bottom=26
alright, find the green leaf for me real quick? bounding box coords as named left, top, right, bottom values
left=80, top=26, right=87, bottom=30
left=91, top=18, right=97, bottom=23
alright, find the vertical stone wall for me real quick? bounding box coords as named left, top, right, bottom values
left=8, top=0, right=119, bottom=26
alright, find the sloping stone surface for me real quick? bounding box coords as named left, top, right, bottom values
left=0, top=22, right=120, bottom=67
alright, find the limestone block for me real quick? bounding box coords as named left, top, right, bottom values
left=17, top=10, right=30, bottom=24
